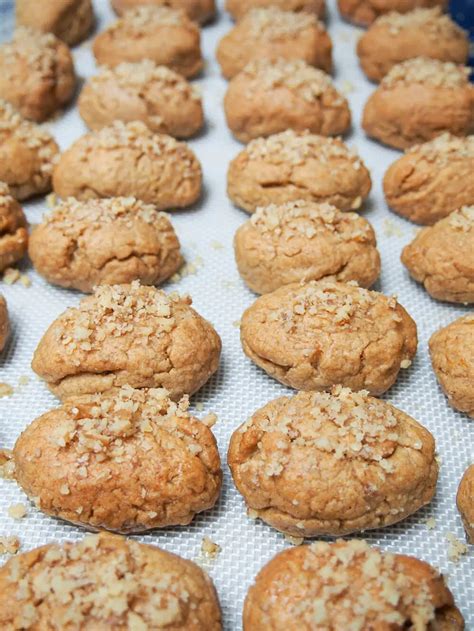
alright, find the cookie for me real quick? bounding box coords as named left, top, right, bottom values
left=362, top=57, right=474, bottom=149
left=79, top=60, right=203, bottom=138
left=226, top=0, right=325, bottom=21
left=0, top=27, right=76, bottom=122
left=240, top=279, right=417, bottom=395
left=243, top=540, right=463, bottom=630
left=111, top=0, right=216, bottom=24
left=401, top=206, right=474, bottom=303
left=429, top=314, right=474, bottom=417
left=224, top=58, right=350, bottom=142
left=384, top=133, right=474, bottom=225
left=227, top=130, right=371, bottom=213
left=216, top=7, right=332, bottom=79
left=338, top=0, right=448, bottom=27
left=93, top=6, right=203, bottom=78
left=0, top=293, right=8, bottom=352
left=29, top=197, right=183, bottom=292
left=16, top=0, right=94, bottom=46
left=13, top=385, right=222, bottom=532
left=234, top=201, right=380, bottom=294
left=53, top=121, right=202, bottom=209
left=0, top=532, right=222, bottom=630
left=357, top=8, right=469, bottom=82
left=457, top=465, right=474, bottom=543
left=32, top=281, right=221, bottom=401
left=0, top=183, right=28, bottom=273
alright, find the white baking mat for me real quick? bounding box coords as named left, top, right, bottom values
left=0, top=1, right=472, bottom=628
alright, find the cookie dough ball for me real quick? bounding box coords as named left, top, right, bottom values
left=401, top=206, right=474, bottom=303
left=32, top=281, right=221, bottom=401
left=79, top=60, right=203, bottom=138
left=14, top=386, right=222, bottom=532
left=0, top=294, right=8, bottom=353
left=429, top=315, right=474, bottom=417
left=228, top=131, right=371, bottom=213
left=16, top=0, right=94, bottom=47
left=226, top=0, right=325, bottom=20
left=0, top=27, right=76, bottom=122
left=234, top=201, right=380, bottom=294
left=216, top=8, right=332, bottom=79
left=240, top=280, right=417, bottom=395
left=243, top=540, right=464, bottom=630
left=0, top=183, right=28, bottom=273
left=29, top=197, right=183, bottom=292
left=457, top=465, right=474, bottom=543
left=112, top=0, right=216, bottom=24
left=229, top=387, right=437, bottom=537
left=338, top=0, right=448, bottom=27
left=362, top=57, right=474, bottom=149
left=224, top=59, right=350, bottom=143
left=93, top=6, right=203, bottom=78
left=384, top=133, right=474, bottom=225
left=0, top=532, right=222, bottom=630
left=53, top=121, right=202, bottom=209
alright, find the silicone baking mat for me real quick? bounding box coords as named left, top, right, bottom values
left=0, top=1, right=472, bottom=628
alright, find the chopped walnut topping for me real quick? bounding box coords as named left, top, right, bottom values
left=0, top=536, right=20, bottom=555
left=0, top=28, right=60, bottom=80
left=112, top=5, right=188, bottom=30
left=8, top=503, right=27, bottom=520
left=381, top=57, right=471, bottom=89
left=447, top=205, right=474, bottom=231
left=408, top=133, right=474, bottom=165
left=201, top=537, right=221, bottom=559
left=245, top=7, right=322, bottom=39
left=377, top=7, right=466, bottom=38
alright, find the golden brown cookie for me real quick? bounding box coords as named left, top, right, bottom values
left=13, top=386, right=222, bottom=532
left=53, top=121, right=202, bottom=209
left=0, top=293, right=8, bottom=352
left=32, top=281, right=221, bottom=401
left=227, top=130, right=371, bottom=213
left=111, top=0, right=216, bottom=24
left=243, top=540, right=464, bottom=630
left=429, top=314, right=474, bottom=417
left=16, top=0, right=94, bottom=46
left=93, top=6, right=203, bottom=78
left=338, top=0, right=448, bottom=27
left=79, top=60, right=203, bottom=138
left=0, top=182, right=28, bottom=273
left=457, top=465, right=474, bottom=543
left=234, top=201, right=380, bottom=294
left=362, top=57, right=474, bottom=149
left=384, top=133, right=474, bottom=225
left=357, top=8, right=469, bottom=82
left=0, top=532, right=222, bottom=630
left=229, top=386, right=437, bottom=537
left=226, top=0, right=325, bottom=20
left=224, top=58, right=350, bottom=142
left=0, top=27, right=76, bottom=122
left=29, top=197, right=183, bottom=292
left=216, top=7, right=332, bottom=79
left=240, top=279, right=417, bottom=395
left=401, top=206, right=474, bottom=303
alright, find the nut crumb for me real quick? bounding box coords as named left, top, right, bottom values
left=400, top=359, right=412, bottom=369
left=196, top=402, right=204, bottom=411
left=232, top=320, right=241, bottom=328
left=18, top=375, right=29, bottom=386
left=445, top=532, right=468, bottom=562
left=0, top=383, right=13, bottom=398
left=20, top=274, right=31, bottom=288
left=425, top=517, right=436, bottom=530
left=383, top=219, right=404, bottom=237
left=0, top=535, right=20, bottom=555
left=46, top=192, right=57, bottom=208
left=247, top=508, right=259, bottom=520
left=0, top=448, right=15, bottom=479
left=284, top=534, right=304, bottom=545
left=340, top=80, right=355, bottom=94
left=210, top=240, right=224, bottom=250
left=201, top=537, right=221, bottom=559
left=201, top=412, right=217, bottom=428
left=8, top=503, right=27, bottom=520
left=2, top=267, right=20, bottom=285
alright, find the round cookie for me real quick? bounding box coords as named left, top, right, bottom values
left=29, top=197, right=183, bottom=292
left=243, top=540, right=464, bottom=630
left=32, top=281, right=221, bottom=401
left=79, top=60, right=203, bottom=138
left=0, top=27, right=76, bottom=122
left=93, top=6, right=203, bottom=78
left=234, top=201, right=380, bottom=294
left=16, top=0, right=94, bottom=47
left=338, top=0, right=448, bottom=27
left=401, top=206, right=474, bottom=303
left=216, top=7, right=332, bottom=79
left=53, top=120, right=202, bottom=209
left=0, top=532, right=222, bottom=630
left=357, top=8, right=469, bottom=83
left=429, top=314, right=474, bottom=417
left=362, top=57, right=474, bottom=149
left=227, top=130, right=371, bottom=213
left=0, top=182, right=28, bottom=273
left=111, top=0, right=216, bottom=24
left=384, top=133, right=474, bottom=225
left=240, top=279, right=417, bottom=395
left=224, top=58, right=350, bottom=143
left=457, top=465, right=474, bottom=543
left=226, top=0, right=325, bottom=20
left=0, top=293, right=8, bottom=353
left=229, top=386, right=437, bottom=537
left=13, top=386, right=222, bottom=532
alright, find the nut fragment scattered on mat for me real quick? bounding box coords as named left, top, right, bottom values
left=8, top=503, right=26, bottom=520
left=0, top=536, right=20, bottom=555
left=446, top=532, right=468, bottom=563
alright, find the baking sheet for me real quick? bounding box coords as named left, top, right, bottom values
left=0, top=1, right=473, bottom=628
